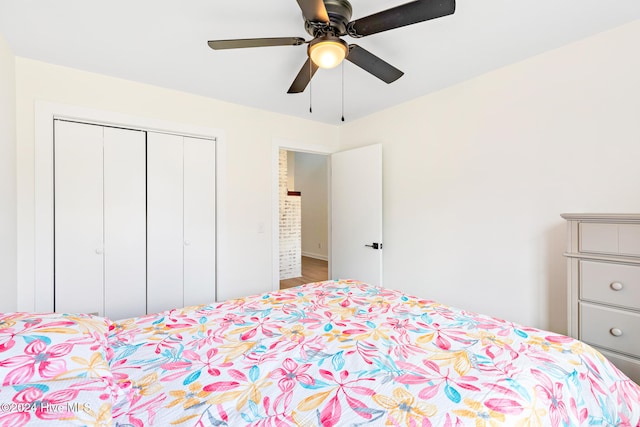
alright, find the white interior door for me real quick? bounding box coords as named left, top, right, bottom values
left=54, top=121, right=104, bottom=315
left=331, top=144, right=383, bottom=286
left=183, top=137, right=216, bottom=306
left=103, top=127, right=146, bottom=320
left=147, top=132, right=184, bottom=313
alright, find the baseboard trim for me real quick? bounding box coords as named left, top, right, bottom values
left=302, top=251, right=328, bottom=261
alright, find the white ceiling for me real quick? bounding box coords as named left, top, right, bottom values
left=1, top=1, right=639, bottom=125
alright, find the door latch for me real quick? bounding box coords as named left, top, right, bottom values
left=365, top=242, right=382, bottom=250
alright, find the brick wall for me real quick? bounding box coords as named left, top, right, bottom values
left=279, top=150, right=301, bottom=279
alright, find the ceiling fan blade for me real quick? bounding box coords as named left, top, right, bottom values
left=296, top=0, right=330, bottom=23
left=348, top=0, right=455, bottom=37
left=208, top=37, right=305, bottom=50
left=346, top=45, right=403, bottom=84
left=287, top=58, right=320, bottom=93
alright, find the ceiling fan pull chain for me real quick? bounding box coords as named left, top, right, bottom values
left=309, top=59, right=313, bottom=113
left=341, top=61, right=345, bottom=122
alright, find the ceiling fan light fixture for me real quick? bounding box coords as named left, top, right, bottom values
left=309, top=36, right=348, bottom=69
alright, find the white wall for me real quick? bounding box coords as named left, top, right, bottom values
left=15, top=58, right=339, bottom=310
left=339, top=20, right=640, bottom=333
left=286, top=151, right=296, bottom=190
left=294, top=152, right=328, bottom=260
left=0, top=33, right=17, bottom=311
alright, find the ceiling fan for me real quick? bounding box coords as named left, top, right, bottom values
left=208, top=0, right=456, bottom=94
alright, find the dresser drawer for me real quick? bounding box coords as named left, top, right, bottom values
left=580, top=303, right=640, bottom=358
left=580, top=260, right=640, bottom=311
left=580, top=222, right=640, bottom=256
left=597, top=348, right=640, bottom=385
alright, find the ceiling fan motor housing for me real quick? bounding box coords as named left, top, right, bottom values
left=304, top=0, right=353, bottom=37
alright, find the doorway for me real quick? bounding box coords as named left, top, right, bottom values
left=278, top=150, right=329, bottom=289
left=271, top=141, right=383, bottom=292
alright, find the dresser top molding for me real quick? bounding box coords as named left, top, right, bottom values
left=562, top=213, right=640, bottom=264
left=561, top=213, right=640, bottom=223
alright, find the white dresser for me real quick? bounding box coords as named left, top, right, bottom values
left=562, top=214, right=640, bottom=384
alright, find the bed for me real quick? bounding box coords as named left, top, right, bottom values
left=1, top=280, right=639, bottom=426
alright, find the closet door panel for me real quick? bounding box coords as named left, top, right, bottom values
left=103, top=127, right=147, bottom=320
left=147, top=133, right=184, bottom=313
left=54, top=121, right=104, bottom=315
left=184, top=137, right=216, bottom=306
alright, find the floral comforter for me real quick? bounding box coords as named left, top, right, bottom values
left=107, top=280, right=640, bottom=426
left=1, top=280, right=639, bottom=426
left=0, top=312, right=115, bottom=426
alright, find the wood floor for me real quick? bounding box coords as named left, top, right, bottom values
left=280, top=256, right=328, bottom=289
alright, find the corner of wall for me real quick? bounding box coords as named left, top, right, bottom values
left=0, top=33, right=18, bottom=311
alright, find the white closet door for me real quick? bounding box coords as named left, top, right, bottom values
left=103, top=127, right=146, bottom=320
left=54, top=121, right=104, bottom=315
left=147, top=133, right=184, bottom=313
left=183, top=137, right=216, bottom=306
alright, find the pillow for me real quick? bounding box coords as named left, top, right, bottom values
left=0, top=312, right=115, bottom=426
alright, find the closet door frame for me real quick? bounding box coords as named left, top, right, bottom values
left=33, top=101, right=224, bottom=313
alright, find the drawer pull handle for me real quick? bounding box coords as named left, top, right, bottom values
left=609, top=328, right=623, bottom=337
left=610, top=282, right=624, bottom=291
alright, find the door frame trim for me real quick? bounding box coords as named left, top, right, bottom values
left=33, top=101, right=224, bottom=312
left=271, top=138, right=337, bottom=292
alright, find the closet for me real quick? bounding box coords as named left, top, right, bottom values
left=53, top=120, right=215, bottom=319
